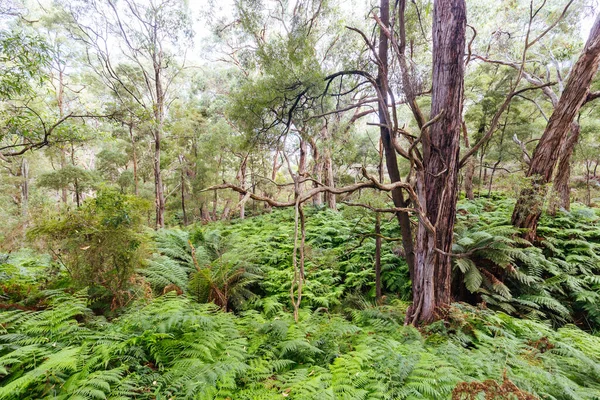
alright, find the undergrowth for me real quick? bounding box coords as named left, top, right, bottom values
left=3, top=200, right=600, bottom=398
left=1, top=294, right=600, bottom=399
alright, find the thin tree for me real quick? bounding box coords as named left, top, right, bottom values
left=63, top=0, right=192, bottom=228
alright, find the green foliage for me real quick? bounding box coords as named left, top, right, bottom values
left=0, top=249, right=66, bottom=305
left=1, top=294, right=600, bottom=399
left=37, top=165, right=99, bottom=194
left=29, top=189, right=151, bottom=308
left=0, top=29, right=49, bottom=100
left=140, top=228, right=261, bottom=311
left=454, top=198, right=600, bottom=330
left=184, top=208, right=408, bottom=315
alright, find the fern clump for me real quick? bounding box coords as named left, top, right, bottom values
left=453, top=198, right=600, bottom=329
left=2, top=294, right=600, bottom=399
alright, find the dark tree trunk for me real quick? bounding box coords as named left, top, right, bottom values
left=512, top=15, right=600, bottom=241
left=375, top=212, right=382, bottom=301
left=310, top=138, right=323, bottom=206
left=153, top=45, right=166, bottom=229
left=549, top=123, right=581, bottom=214
left=377, top=0, right=416, bottom=280
left=179, top=155, right=188, bottom=226
left=60, top=149, right=68, bottom=204
left=153, top=128, right=165, bottom=228
left=409, top=0, right=466, bottom=324
left=71, top=143, right=81, bottom=208
left=21, top=157, right=28, bottom=219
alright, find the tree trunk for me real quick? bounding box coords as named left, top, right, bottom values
left=153, top=128, right=165, bottom=228
left=375, top=212, right=382, bottom=301
left=409, top=0, right=466, bottom=324
left=512, top=15, right=600, bottom=241
left=549, top=123, right=580, bottom=214
left=153, top=42, right=166, bottom=229
left=324, top=148, right=336, bottom=209
left=237, top=154, right=249, bottom=219
left=179, top=155, right=188, bottom=226
left=298, top=138, right=307, bottom=189
left=310, top=137, right=323, bottom=206
left=60, top=149, right=68, bottom=204
left=129, top=123, right=138, bottom=196
left=462, top=122, right=475, bottom=200
left=21, top=157, right=28, bottom=219
left=377, top=0, right=416, bottom=281
left=221, top=199, right=232, bottom=220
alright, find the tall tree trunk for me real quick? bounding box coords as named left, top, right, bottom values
left=298, top=138, right=308, bottom=193
left=153, top=128, right=165, bottom=228
left=153, top=45, right=166, bottom=229
left=377, top=0, right=416, bottom=280
left=409, top=0, right=466, bottom=324
left=129, top=123, right=138, bottom=196
left=237, top=154, right=249, bottom=219
left=310, top=137, right=323, bottom=206
left=549, top=123, right=580, bottom=214
left=57, top=64, right=68, bottom=205
left=60, top=148, right=68, bottom=204
left=21, top=157, right=28, bottom=219
left=512, top=16, right=600, bottom=241
left=324, top=148, right=336, bottom=209
left=179, top=155, right=188, bottom=226
left=462, top=122, right=475, bottom=200
left=375, top=212, right=382, bottom=301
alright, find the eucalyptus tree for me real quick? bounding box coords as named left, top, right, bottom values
left=60, top=0, right=194, bottom=228
left=512, top=12, right=600, bottom=241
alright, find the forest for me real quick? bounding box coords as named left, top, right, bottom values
left=1, top=0, right=600, bottom=398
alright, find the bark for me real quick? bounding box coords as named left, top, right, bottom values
left=378, top=137, right=385, bottom=182
left=21, top=157, right=28, bottom=219
left=375, top=212, right=382, bottom=301
left=221, top=199, right=232, bottom=220
left=409, top=0, right=466, bottom=324
left=512, top=15, right=600, bottom=241
left=310, top=137, right=323, bottom=206
left=129, top=123, right=138, bottom=196
left=462, top=122, right=475, bottom=200
left=377, top=0, right=416, bottom=280
left=153, top=28, right=166, bottom=229
left=153, top=127, right=165, bottom=228
left=549, top=123, right=580, bottom=214
left=237, top=154, right=249, bottom=219
left=179, top=155, right=188, bottom=226
left=324, top=148, right=336, bottom=209
left=201, top=204, right=211, bottom=222
left=298, top=138, right=308, bottom=190
left=60, top=148, right=68, bottom=204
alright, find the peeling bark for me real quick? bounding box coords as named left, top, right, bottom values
left=409, top=0, right=466, bottom=324
left=512, top=15, right=600, bottom=241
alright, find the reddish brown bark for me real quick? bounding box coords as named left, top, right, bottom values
left=409, top=0, right=466, bottom=324
left=512, top=15, right=600, bottom=241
